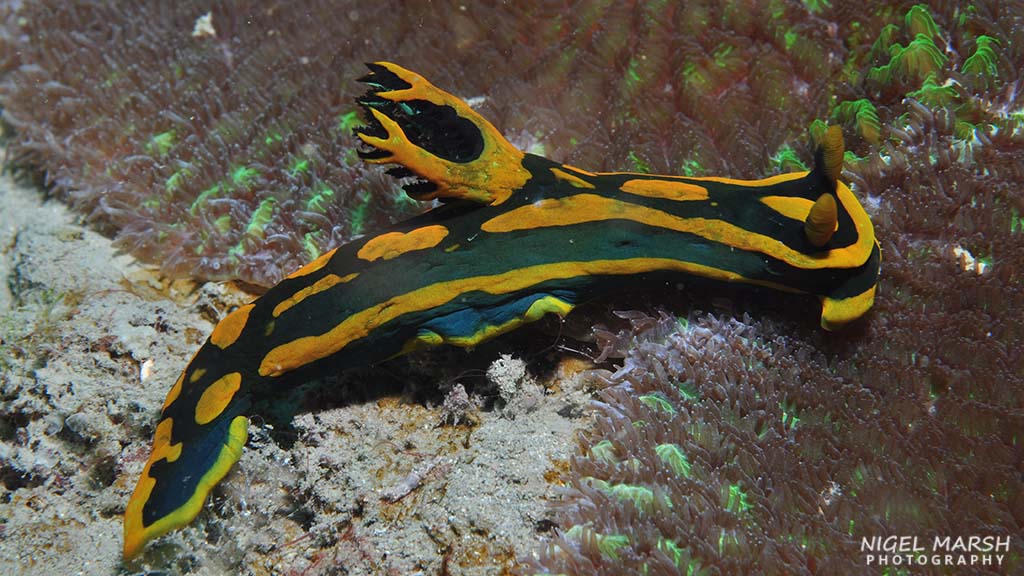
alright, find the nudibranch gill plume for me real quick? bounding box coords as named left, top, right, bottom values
left=123, top=62, right=880, bottom=559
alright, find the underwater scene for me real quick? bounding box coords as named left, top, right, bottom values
left=0, top=1, right=1021, bottom=574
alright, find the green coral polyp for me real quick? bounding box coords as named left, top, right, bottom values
left=564, top=525, right=630, bottom=561
left=589, top=439, right=618, bottom=465
left=588, top=478, right=671, bottom=512
left=306, top=186, right=336, bottom=213
left=288, top=158, right=311, bottom=177
left=907, top=74, right=958, bottom=108
left=655, top=443, right=692, bottom=478
left=189, top=184, right=221, bottom=215
left=724, top=483, right=753, bottom=514
left=231, top=165, right=260, bottom=187
left=147, top=130, right=175, bottom=157
left=335, top=110, right=360, bottom=133
left=882, top=34, right=948, bottom=83
left=244, top=198, right=276, bottom=239
left=961, top=35, right=1001, bottom=79
left=214, top=215, right=232, bottom=235
left=675, top=380, right=700, bottom=401
left=903, top=4, right=939, bottom=40
left=626, top=150, right=651, bottom=173
left=302, top=232, right=322, bottom=260
left=770, top=145, right=807, bottom=172
left=868, top=23, right=900, bottom=60
left=780, top=400, right=801, bottom=429
left=832, top=99, right=881, bottom=144
left=638, top=393, right=677, bottom=416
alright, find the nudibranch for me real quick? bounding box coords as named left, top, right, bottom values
left=123, top=62, right=880, bottom=559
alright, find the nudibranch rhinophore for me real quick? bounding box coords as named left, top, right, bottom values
left=124, top=62, right=879, bottom=559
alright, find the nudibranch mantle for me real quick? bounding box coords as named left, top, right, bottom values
left=124, top=62, right=879, bottom=559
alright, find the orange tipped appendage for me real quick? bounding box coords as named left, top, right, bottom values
left=820, top=124, right=845, bottom=185
left=804, top=192, right=838, bottom=247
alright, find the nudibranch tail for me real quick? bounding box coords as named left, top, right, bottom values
left=126, top=62, right=880, bottom=559
left=124, top=318, right=256, bottom=559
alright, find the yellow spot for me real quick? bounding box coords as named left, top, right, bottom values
left=258, top=258, right=796, bottom=378
left=804, top=193, right=839, bottom=247
left=551, top=167, right=595, bottom=189
left=619, top=179, right=708, bottom=201
left=272, top=272, right=358, bottom=317
left=760, top=196, right=814, bottom=222
left=285, top=248, right=337, bottom=279
left=480, top=193, right=871, bottom=270
left=188, top=368, right=207, bottom=384
left=194, top=372, right=242, bottom=425
left=820, top=285, right=876, bottom=330
left=357, top=225, right=449, bottom=262
left=124, top=415, right=247, bottom=560
left=264, top=321, right=275, bottom=337
left=162, top=373, right=184, bottom=411
left=444, top=243, right=461, bottom=253
left=210, top=303, right=254, bottom=349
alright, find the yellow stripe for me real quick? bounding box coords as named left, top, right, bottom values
left=273, top=273, right=358, bottom=317
left=561, top=164, right=596, bottom=177
left=162, top=349, right=203, bottom=412
left=357, top=225, right=449, bottom=262
left=589, top=171, right=807, bottom=187
left=194, top=372, right=242, bottom=425
left=285, top=248, right=337, bottom=279
left=820, top=284, right=877, bottom=331
left=258, top=258, right=794, bottom=377
left=551, top=167, right=595, bottom=189
left=210, top=303, right=254, bottom=349
left=162, top=373, right=184, bottom=412
left=479, top=193, right=871, bottom=269
left=676, top=171, right=808, bottom=187
left=619, top=179, right=708, bottom=201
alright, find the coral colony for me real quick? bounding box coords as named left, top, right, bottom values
left=1, top=1, right=1022, bottom=574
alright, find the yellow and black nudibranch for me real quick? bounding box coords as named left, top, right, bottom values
left=123, top=62, right=880, bottom=559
